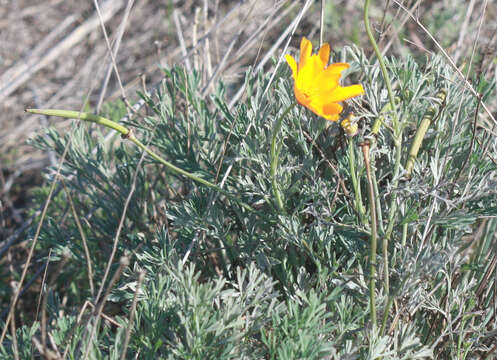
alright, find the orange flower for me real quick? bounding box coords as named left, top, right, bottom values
left=285, top=37, right=364, bottom=121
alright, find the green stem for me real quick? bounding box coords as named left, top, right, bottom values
left=364, top=1, right=402, bottom=327
left=405, top=89, right=446, bottom=177
left=380, top=294, right=394, bottom=336
left=371, top=155, right=384, bottom=234
left=364, top=0, right=402, bottom=333
left=364, top=0, right=402, bottom=231
left=371, top=98, right=400, bottom=136
left=270, top=102, right=296, bottom=214
left=362, top=141, right=377, bottom=328
left=26, top=109, right=130, bottom=134
left=364, top=0, right=399, bottom=132
left=383, top=142, right=402, bottom=241
left=348, top=138, right=366, bottom=224
left=26, top=108, right=256, bottom=213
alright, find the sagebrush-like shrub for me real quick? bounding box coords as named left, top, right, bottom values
left=2, top=44, right=496, bottom=359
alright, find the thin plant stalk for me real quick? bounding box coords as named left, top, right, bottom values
left=361, top=140, right=377, bottom=328
left=270, top=102, right=296, bottom=214
left=320, top=0, right=326, bottom=47
left=401, top=222, right=408, bottom=247
left=380, top=294, right=395, bottom=336
left=364, top=0, right=399, bottom=131
left=371, top=165, right=384, bottom=234
left=348, top=137, right=366, bottom=224
left=364, top=0, right=402, bottom=321
left=25, top=109, right=256, bottom=214
left=365, top=0, right=402, bottom=251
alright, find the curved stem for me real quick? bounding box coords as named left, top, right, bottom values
left=270, top=102, right=296, bottom=214
left=26, top=108, right=256, bottom=213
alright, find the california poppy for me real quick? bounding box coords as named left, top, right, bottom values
left=285, top=37, right=364, bottom=121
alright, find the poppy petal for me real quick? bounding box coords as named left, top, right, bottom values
left=318, top=43, right=330, bottom=67
left=285, top=55, right=298, bottom=80
left=286, top=37, right=364, bottom=121
left=322, top=102, right=343, bottom=121
left=294, top=84, right=310, bottom=107
left=325, top=62, right=350, bottom=74
left=299, top=37, right=312, bottom=70
left=327, top=84, right=365, bottom=103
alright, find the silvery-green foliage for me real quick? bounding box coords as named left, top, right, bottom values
left=3, top=43, right=496, bottom=358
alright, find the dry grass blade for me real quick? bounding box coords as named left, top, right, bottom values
left=320, top=0, right=326, bottom=47
left=3, top=1, right=496, bottom=358
left=34, top=249, right=52, bottom=335
left=453, top=0, right=477, bottom=64
left=392, top=0, right=496, bottom=126
left=92, top=0, right=127, bottom=106
left=10, top=313, right=19, bottom=360
left=201, top=0, right=262, bottom=97
left=96, top=0, right=136, bottom=114
left=120, top=270, right=145, bottom=360
left=223, top=1, right=293, bottom=76
left=261, top=0, right=314, bottom=97
left=379, top=0, right=423, bottom=56
left=173, top=10, right=192, bottom=73
left=32, top=336, right=60, bottom=360
left=229, top=0, right=309, bottom=108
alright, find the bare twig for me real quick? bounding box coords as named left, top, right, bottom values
left=453, top=0, right=477, bottom=64
left=173, top=10, right=192, bottom=73
left=32, top=337, right=59, bottom=360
